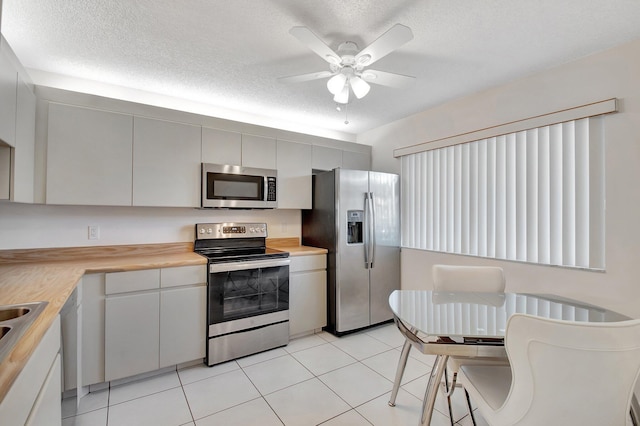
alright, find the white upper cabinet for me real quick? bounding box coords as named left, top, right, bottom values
left=38, top=88, right=370, bottom=208
left=46, top=103, right=134, bottom=206
left=241, top=134, right=277, bottom=169
left=0, top=147, right=10, bottom=199
left=202, top=128, right=278, bottom=170
left=342, top=150, right=371, bottom=171
left=312, top=146, right=372, bottom=172
left=312, top=145, right=342, bottom=171
left=202, top=127, right=241, bottom=165
left=132, top=117, right=201, bottom=207
left=13, top=78, right=36, bottom=203
left=0, top=41, right=36, bottom=203
left=277, top=140, right=312, bottom=209
left=0, top=47, right=17, bottom=147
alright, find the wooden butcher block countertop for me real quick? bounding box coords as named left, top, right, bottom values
left=0, top=239, right=326, bottom=403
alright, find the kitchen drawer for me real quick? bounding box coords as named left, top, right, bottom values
left=290, top=254, right=326, bottom=273
left=160, top=265, right=206, bottom=288
left=105, top=269, right=160, bottom=294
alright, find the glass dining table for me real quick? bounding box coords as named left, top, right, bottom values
left=388, top=289, right=636, bottom=425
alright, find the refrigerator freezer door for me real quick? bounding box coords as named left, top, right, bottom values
left=336, top=169, right=371, bottom=332
left=369, top=171, right=401, bottom=325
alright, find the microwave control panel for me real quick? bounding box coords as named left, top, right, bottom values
left=266, top=177, right=277, bottom=201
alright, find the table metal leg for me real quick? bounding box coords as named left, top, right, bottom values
left=421, top=354, right=449, bottom=426
left=388, top=338, right=412, bottom=406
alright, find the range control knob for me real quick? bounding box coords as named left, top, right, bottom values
left=199, top=228, right=205, bottom=234
left=207, top=228, right=213, bottom=234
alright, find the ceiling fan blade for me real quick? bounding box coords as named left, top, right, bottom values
left=355, top=24, right=413, bottom=66
left=289, top=27, right=341, bottom=64
left=278, top=70, right=334, bottom=84
left=361, top=69, right=415, bottom=89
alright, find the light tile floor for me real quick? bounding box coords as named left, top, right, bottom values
left=61, top=323, right=488, bottom=426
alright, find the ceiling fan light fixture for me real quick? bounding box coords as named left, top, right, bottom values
left=327, top=73, right=347, bottom=95
left=333, top=85, right=350, bottom=104
left=350, top=76, right=371, bottom=99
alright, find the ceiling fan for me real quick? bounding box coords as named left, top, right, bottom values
left=279, top=24, right=415, bottom=105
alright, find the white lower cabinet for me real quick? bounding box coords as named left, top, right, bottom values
left=81, top=274, right=105, bottom=387
left=25, top=353, right=62, bottom=426
left=289, top=254, right=327, bottom=337
left=105, top=292, right=160, bottom=381
left=160, top=286, right=206, bottom=367
left=0, top=316, right=62, bottom=426
left=102, top=265, right=206, bottom=382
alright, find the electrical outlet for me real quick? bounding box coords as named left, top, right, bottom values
left=88, top=225, right=100, bottom=240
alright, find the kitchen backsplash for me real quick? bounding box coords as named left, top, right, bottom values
left=0, top=202, right=300, bottom=250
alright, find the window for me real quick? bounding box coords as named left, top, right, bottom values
left=400, top=116, right=605, bottom=269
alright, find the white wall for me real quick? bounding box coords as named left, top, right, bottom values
left=360, top=38, right=640, bottom=318
left=0, top=202, right=300, bottom=249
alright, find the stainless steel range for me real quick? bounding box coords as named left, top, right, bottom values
left=194, top=222, right=290, bottom=366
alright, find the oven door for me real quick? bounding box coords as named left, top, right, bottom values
left=207, top=258, right=290, bottom=326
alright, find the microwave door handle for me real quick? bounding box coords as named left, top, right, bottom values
left=264, top=176, right=268, bottom=201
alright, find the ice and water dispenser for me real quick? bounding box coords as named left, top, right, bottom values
left=347, top=210, right=363, bottom=244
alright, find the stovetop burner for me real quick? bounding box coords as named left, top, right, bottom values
left=194, top=222, right=289, bottom=263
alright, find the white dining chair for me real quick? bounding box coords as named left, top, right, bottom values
left=459, top=313, right=640, bottom=426
left=432, top=265, right=508, bottom=425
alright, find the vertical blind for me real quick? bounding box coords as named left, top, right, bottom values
left=401, top=117, right=605, bottom=269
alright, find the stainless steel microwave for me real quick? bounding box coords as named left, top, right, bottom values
left=201, top=163, right=277, bottom=208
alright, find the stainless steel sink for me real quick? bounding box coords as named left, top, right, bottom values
left=0, top=301, right=48, bottom=364
left=0, top=325, right=10, bottom=339
left=0, top=307, right=32, bottom=322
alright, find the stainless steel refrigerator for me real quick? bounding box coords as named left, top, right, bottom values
left=302, top=168, right=400, bottom=335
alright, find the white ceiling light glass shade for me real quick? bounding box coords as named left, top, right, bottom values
left=333, top=84, right=350, bottom=104
left=350, top=76, right=370, bottom=99
left=327, top=73, right=348, bottom=95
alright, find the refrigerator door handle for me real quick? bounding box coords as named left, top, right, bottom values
left=369, top=192, right=376, bottom=268
left=364, top=192, right=370, bottom=268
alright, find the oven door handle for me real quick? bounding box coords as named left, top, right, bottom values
left=209, top=258, right=291, bottom=273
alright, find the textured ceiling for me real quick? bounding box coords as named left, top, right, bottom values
left=2, top=0, right=640, bottom=140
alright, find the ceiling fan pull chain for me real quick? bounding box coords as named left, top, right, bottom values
left=344, top=102, right=349, bottom=125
